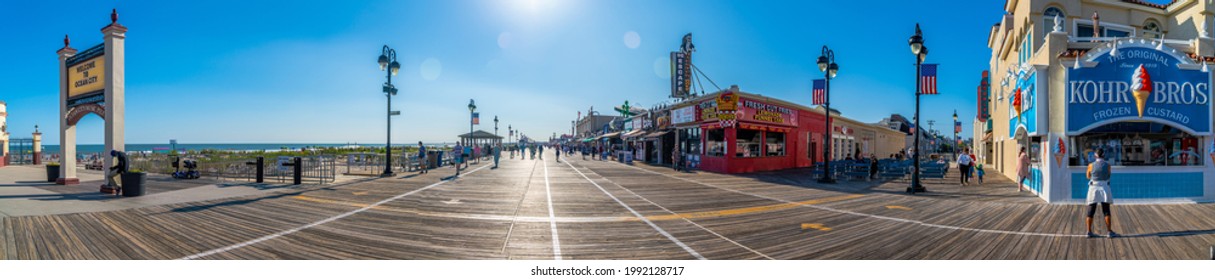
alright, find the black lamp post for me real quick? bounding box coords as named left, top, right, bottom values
left=378, top=45, right=401, bottom=177
left=908, top=24, right=929, bottom=193
left=953, top=110, right=958, bottom=160
left=816, top=45, right=840, bottom=183
left=508, top=125, right=513, bottom=145
left=469, top=99, right=476, bottom=163
left=494, top=116, right=499, bottom=145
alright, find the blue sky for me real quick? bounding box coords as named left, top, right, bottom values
left=2, top=0, right=1022, bottom=144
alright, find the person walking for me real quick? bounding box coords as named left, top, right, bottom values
left=555, top=143, right=561, bottom=162
left=417, top=142, right=428, bottom=174
left=975, top=162, right=985, bottom=185
left=464, top=144, right=473, bottom=168
left=538, top=144, right=544, bottom=160
left=473, top=144, right=481, bottom=164
left=1084, top=149, right=1118, bottom=238
left=956, top=149, right=973, bottom=186
left=1016, top=147, right=1030, bottom=192
left=967, top=152, right=977, bottom=183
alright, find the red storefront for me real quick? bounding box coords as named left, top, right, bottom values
left=676, top=88, right=828, bottom=174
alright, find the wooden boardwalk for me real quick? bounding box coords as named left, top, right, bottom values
left=1, top=152, right=1214, bottom=259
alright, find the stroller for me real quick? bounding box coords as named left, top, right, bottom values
left=172, top=157, right=201, bottom=179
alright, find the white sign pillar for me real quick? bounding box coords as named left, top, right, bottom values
left=57, top=41, right=79, bottom=184
left=102, top=19, right=127, bottom=176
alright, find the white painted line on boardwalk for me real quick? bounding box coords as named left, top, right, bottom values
left=561, top=161, right=706, bottom=260
left=620, top=164, right=1086, bottom=238
left=179, top=164, right=494, bottom=260
left=565, top=161, right=773, bottom=260
left=541, top=160, right=563, bottom=260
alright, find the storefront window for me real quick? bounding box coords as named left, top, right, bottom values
left=736, top=129, right=762, bottom=158
left=680, top=128, right=702, bottom=156
left=1069, top=122, right=1204, bottom=167
left=706, top=129, right=725, bottom=157
left=1029, top=136, right=1042, bottom=164
left=766, top=131, right=785, bottom=156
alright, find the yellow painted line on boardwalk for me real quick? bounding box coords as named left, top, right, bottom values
left=800, top=223, right=832, bottom=231
left=628, top=194, right=865, bottom=222
left=885, top=205, right=912, bottom=211
left=296, top=195, right=372, bottom=208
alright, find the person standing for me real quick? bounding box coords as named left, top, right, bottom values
left=1016, top=147, right=1030, bottom=192
left=555, top=143, right=561, bottom=162
left=538, top=144, right=544, bottom=160
left=452, top=142, right=464, bottom=176
left=672, top=148, right=681, bottom=172
left=1084, top=149, right=1118, bottom=238
left=869, top=154, right=879, bottom=179
left=956, top=148, right=973, bottom=186
left=493, top=143, right=501, bottom=169
left=417, top=142, right=428, bottom=174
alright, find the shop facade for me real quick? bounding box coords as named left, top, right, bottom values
left=987, top=0, right=1215, bottom=203
left=669, top=86, right=903, bottom=174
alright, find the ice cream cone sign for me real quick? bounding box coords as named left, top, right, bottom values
left=1054, top=137, right=1066, bottom=166
left=1012, top=88, right=1023, bottom=122
left=1208, top=139, right=1214, bottom=167
left=1131, top=64, right=1153, bottom=118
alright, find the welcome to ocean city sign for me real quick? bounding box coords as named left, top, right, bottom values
left=1067, top=46, right=1211, bottom=135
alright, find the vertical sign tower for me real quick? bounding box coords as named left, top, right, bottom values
left=57, top=10, right=126, bottom=185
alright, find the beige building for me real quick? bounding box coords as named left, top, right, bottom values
left=984, top=0, right=1215, bottom=203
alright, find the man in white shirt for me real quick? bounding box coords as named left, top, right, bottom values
left=957, top=148, right=973, bottom=186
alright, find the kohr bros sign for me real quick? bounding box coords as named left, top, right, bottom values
left=1067, top=45, right=1211, bottom=135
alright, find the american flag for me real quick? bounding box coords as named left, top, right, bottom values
left=812, top=79, right=826, bottom=105
left=472, top=112, right=480, bottom=125
left=954, top=121, right=962, bottom=133
left=920, top=64, right=939, bottom=94
left=909, top=123, right=916, bottom=135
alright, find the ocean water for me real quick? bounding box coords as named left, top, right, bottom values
left=38, top=143, right=449, bottom=155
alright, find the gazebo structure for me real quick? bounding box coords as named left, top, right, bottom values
left=458, top=130, right=503, bottom=147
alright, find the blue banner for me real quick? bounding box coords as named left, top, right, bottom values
left=1067, top=46, right=1211, bottom=134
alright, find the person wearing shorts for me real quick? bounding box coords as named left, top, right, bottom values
left=1085, top=148, right=1118, bottom=238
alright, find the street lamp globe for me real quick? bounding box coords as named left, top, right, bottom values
left=919, top=47, right=929, bottom=62
left=468, top=99, right=476, bottom=112
left=378, top=54, right=389, bottom=70
left=909, top=24, right=924, bottom=55
left=389, top=61, right=401, bottom=76
left=817, top=55, right=829, bottom=72
left=828, top=62, right=839, bottom=78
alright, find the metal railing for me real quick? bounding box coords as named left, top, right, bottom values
left=128, top=154, right=336, bottom=184
left=343, top=152, right=456, bottom=176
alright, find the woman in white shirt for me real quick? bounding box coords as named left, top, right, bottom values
left=957, top=149, right=973, bottom=186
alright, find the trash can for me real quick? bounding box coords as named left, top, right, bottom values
left=121, top=172, right=146, bottom=197
left=427, top=151, right=439, bottom=169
